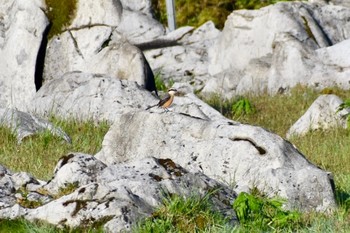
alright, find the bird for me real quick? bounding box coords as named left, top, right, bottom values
left=146, top=88, right=177, bottom=112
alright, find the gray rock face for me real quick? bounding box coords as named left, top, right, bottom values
left=144, top=21, right=220, bottom=91
left=204, top=2, right=350, bottom=98
left=0, top=153, right=237, bottom=231
left=69, top=0, right=122, bottom=28
left=28, top=72, right=157, bottom=122
left=96, top=111, right=336, bottom=212
left=27, top=72, right=226, bottom=123
left=0, top=0, right=49, bottom=110
left=287, top=94, right=350, bottom=138
left=43, top=0, right=163, bottom=93
left=43, top=29, right=150, bottom=88
left=0, top=108, right=71, bottom=143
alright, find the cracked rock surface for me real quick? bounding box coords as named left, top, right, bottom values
left=96, top=111, right=336, bottom=212
left=0, top=154, right=237, bottom=232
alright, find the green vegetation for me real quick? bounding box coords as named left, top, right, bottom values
left=151, top=0, right=295, bottom=29
left=45, top=0, right=77, bottom=38
left=134, top=191, right=232, bottom=232
left=231, top=97, right=255, bottom=118
left=200, top=85, right=350, bottom=231
left=0, top=218, right=104, bottom=233
left=233, top=192, right=302, bottom=231
left=154, top=72, right=174, bottom=92
left=0, top=117, right=109, bottom=180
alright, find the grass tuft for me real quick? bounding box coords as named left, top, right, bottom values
left=45, top=0, right=77, bottom=39
left=134, top=191, right=233, bottom=232
left=0, top=116, right=109, bottom=181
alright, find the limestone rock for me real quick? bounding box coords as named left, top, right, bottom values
left=0, top=108, right=71, bottom=144
left=96, top=111, right=336, bottom=211
left=69, top=0, right=122, bottom=28
left=144, top=21, right=220, bottom=92
left=204, top=2, right=350, bottom=98
left=27, top=72, right=226, bottom=122
left=119, top=0, right=153, bottom=15
left=0, top=0, right=49, bottom=110
left=11, top=154, right=236, bottom=231
left=43, top=29, right=153, bottom=91
left=287, top=94, right=350, bottom=138
left=44, top=153, right=107, bottom=195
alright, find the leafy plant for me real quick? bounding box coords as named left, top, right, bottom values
left=231, top=97, right=255, bottom=117
left=233, top=192, right=302, bottom=231
left=154, top=72, right=174, bottom=92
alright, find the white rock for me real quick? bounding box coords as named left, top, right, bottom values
left=117, top=9, right=165, bottom=44
left=28, top=72, right=226, bottom=122
left=0, top=0, right=49, bottom=110
left=96, top=111, right=336, bottom=211
left=43, top=29, right=150, bottom=89
left=69, top=0, right=122, bottom=28
left=287, top=94, right=350, bottom=138
left=0, top=107, right=71, bottom=143
left=204, top=2, right=350, bottom=97
left=23, top=154, right=237, bottom=230
left=144, top=21, right=220, bottom=91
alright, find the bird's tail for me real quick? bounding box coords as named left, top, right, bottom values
left=145, top=104, right=158, bottom=110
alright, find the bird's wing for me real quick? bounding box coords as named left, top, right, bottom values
left=157, top=93, right=171, bottom=107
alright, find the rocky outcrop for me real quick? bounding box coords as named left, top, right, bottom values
left=287, top=94, right=350, bottom=138
left=96, top=111, right=336, bottom=212
left=0, top=108, right=71, bottom=143
left=203, top=2, right=350, bottom=98
left=0, top=0, right=49, bottom=110
left=43, top=0, right=163, bottom=95
left=0, top=153, right=237, bottom=231
left=144, top=21, right=220, bottom=91
left=27, top=72, right=226, bottom=122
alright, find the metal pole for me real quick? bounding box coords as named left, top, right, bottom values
left=165, top=0, right=176, bottom=31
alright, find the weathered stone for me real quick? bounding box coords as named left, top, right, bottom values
left=204, top=2, right=350, bottom=97
left=96, top=111, right=336, bottom=211
left=0, top=0, right=49, bottom=110
left=19, top=154, right=237, bottom=231
left=144, top=21, right=220, bottom=91
left=43, top=29, right=152, bottom=90
left=0, top=108, right=71, bottom=144
left=117, top=9, right=165, bottom=44
left=27, top=72, right=225, bottom=122
left=69, top=0, right=122, bottom=28
left=287, top=94, right=350, bottom=138
left=44, top=153, right=106, bottom=195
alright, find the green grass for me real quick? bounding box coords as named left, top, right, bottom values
left=151, top=0, right=295, bottom=29
left=154, top=72, right=174, bottom=92
left=0, top=218, right=104, bottom=233
left=0, top=116, right=109, bottom=181
left=1, top=85, right=350, bottom=231
left=45, top=0, right=77, bottom=39
left=134, top=191, right=233, bottom=233
left=200, top=85, right=350, bottom=232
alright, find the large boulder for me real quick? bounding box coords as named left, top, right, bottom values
left=43, top=0, right=163, bottom=93
left=27, top=72, right=226, bottom=122
left=203, top=2, right=350, bottom=98
left=96, top=111, right=336, bottom=212
left=0, top=153, right=237, bottom=231
left=0, top=0, right=49, bottom=110
left=287, top=94, right=350, bottom=138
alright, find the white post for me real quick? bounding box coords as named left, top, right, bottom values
left=165, top=0, right=176, bottom=31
